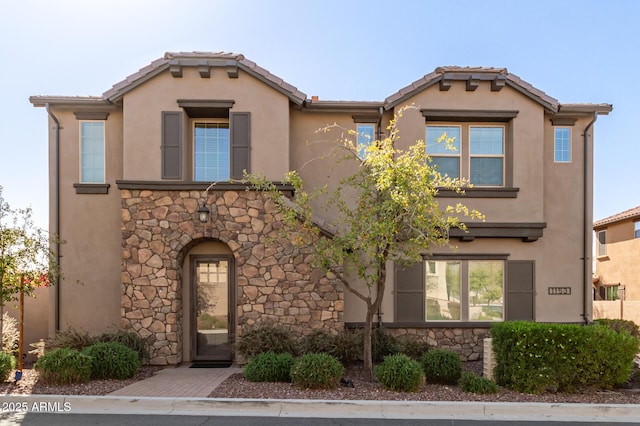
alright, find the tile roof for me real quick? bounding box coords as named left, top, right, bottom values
left=594, top=205, right=640, bottom=228
left=103, top=52, right=307, bottom=105
left=384, top=66, right=559, bottom=112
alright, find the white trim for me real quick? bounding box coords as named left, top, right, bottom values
left=553, top=127, right=572, bottom=163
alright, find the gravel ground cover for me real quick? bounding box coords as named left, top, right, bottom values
left=2, top=361, right=639, bottom=404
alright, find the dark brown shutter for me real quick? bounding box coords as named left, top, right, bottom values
left=505, top=260, right=535, bottom=321
left=395, top=262, right=424, bottom=322
left=161, top=111, right=182, bottom=179
left=230, top=112, right=251, bottom=179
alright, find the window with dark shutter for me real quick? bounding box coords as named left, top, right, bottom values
left=161, top=111, right=183, bottom=179
left=230, top=112, right=251, bottom=179
left=505, top=260, right=535, bottom=321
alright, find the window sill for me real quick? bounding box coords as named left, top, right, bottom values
left=437, top=187, right=519, bottom=198
left=345, top=321, right=497, bottom=329
left=596, top=255, right=610, bottom=261
left=74, top=183, right=110, bottom=194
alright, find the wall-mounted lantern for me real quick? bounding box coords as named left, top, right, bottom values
left=197, top=201, right=210, bottom=223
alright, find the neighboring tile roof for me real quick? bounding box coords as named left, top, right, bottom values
left=102, top=52, right=307, bottom=105
left=594, top=206, right=640, bottom=228
left=384, top=66, right=559, bottom=112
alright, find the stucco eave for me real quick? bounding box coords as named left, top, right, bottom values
left=29, top=96, right=116, bottom=110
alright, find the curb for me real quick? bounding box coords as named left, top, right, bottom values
left=1, top=394, right=640, bottom=422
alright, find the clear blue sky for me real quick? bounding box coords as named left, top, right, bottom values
left=1, top=0, right=638, bottom=230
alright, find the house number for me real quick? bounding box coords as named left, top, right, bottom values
left=548, top=287, right=571, bottom=295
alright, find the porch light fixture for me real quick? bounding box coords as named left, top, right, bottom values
left=197, top=201, right=210, bottom=223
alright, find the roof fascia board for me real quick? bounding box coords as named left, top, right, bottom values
left=29, top=96, right=116, bottom=110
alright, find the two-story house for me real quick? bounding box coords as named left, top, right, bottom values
left=30, top=52, right=611, bottom=365
left=593, top=206, right=640, bottom=301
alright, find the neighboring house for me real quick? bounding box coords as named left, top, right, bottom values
left=593, top=206, right=640, bottom=301
left=30, top=52, right=611, bottom=365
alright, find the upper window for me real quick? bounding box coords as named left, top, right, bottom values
left=193, top=121, right=230, bottom=181
left=80, top=121, right=105, bottom=183
left=597, top=230, right=607, bottom=257
left=425, top=259, right=504, bottom=322
left=356, top=124, right=375, bottom=159
left=635, top=221, right=640, bottom=239
left=554, top=127, right=571, bottom=163
left=426, top=124, right=504, bottom=187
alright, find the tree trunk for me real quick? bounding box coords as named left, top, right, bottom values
left=362, top=306, right=375, bottom=381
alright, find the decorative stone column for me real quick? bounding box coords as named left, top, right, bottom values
left=120, top=188, right=344, bottom=365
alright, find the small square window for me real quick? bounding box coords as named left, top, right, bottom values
left=554, top=128, right=571, bottom=163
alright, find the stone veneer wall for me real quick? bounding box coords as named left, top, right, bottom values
left=120, top=188, right=344, bottom=365
left=388, top=327, right=490, bottom=361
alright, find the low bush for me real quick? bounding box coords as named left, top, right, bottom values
left=398, top=337, right=430, bottom=360
left=333, top=329, right=362, bottom=365
left=0, top=352, right=16, bottom=380
left=98, top=328, right=150, bottom=364
left=34, top=348, right=92, bottom=384
left=375, top=354, right=425, bottom=392
left=460, top=372, right=499, bottom=394
left=243, top=352, right=294, bottom=382
left=236, top=323, right=298, bottom=358
left=299, top=329, right=337, bottom=356
left=372, top=328, right=401, bottom=362
left=44, top=327, right=96, bottom=352
left=290, top=353, right=344, bottom=389
left=421, top=349, right=462, bottom=385
left=492, top=321, right=638, bottom=393
left=594, top=319, right=640, bottom=339
left=2, top=313, right=19, bottom=355
left=82, top=342, right=141, bottom=380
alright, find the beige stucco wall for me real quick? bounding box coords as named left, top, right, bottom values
left=122, top=68, right=290, bottom=182
left=596, top=237, right=640, bottom=300
left=593, top=300, right=640, bottom=325
left=4, top=287, right=49, bottom=361
left=48, top=108, right=123, bottom=335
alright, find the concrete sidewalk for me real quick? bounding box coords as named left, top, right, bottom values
left=1, top=394, right=640, bottom=422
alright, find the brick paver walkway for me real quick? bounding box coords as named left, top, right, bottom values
left=108, top=365, right=242, bottom=398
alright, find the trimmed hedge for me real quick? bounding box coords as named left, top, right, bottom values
left=82, top=342, right=141, bottom=380
left=34, top=348, right=92, bottom=384
left=0, top=352, right=16, bottom=380
left=421, top=349, right=462, bottom=385
left=290, top=353, right=344, bottom=389
left=244, top=352, right=294, bottom=382
left=375, top=354, right=425, bottom=392
left=492, top=321, right=638, bottom=394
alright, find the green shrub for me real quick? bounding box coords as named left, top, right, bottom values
left=34, top=348, right=92, bottom=384
left=594, top=319, right=640, bottom=339
left=372, top=328, right=401, bottom=362
left=236, top=323, right=298, bottom=358
left=492, top=321, right=638, bottom=394
left=300, top=329, right=337, bottom=356
left=82, top=342, right=141, bottom=380
left=44, top=327, right=96, bottom=352
left=2, top=313, right=19, bottom=355
left=398, top=337, right=430, bottom=360
left=460, top=372, right=499, bottom=394
left=291, top=353, right=344, bottom=389
left=421, top=349, right=462, bottom=385
left=333, top=329, right=362, bottom=365
left=98, top=328, right=150, bottom=364
left=0, top=352, right=16, bottom=380
left=375, top=354, right=425, bottom=392
left=243, top=352, right=294, bottom=382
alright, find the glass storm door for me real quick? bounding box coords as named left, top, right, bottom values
left=192, top=257, right=232, bottom=361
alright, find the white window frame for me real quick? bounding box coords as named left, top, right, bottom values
left=554, top=127, right=571, bottom=163
left=426, top=124, right=462, bottom=180
left=193, top=118, right=230, bottom=182
left=79, top=121, right=105, bottom=183
left=468, top=125, right=505, bottom=187
left=356, top=123, right=375, bottom=159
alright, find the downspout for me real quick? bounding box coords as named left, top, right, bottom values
left=582, top=112, right=597, bottom=325
left=45, top=103, right=60, bottom=332
left=376, top=106, right=384, bottom=327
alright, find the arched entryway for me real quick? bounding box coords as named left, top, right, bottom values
left=181, top=240, right=235, bottom=363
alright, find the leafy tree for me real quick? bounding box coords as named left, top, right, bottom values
left=0, top=186, right=60, bottom=342
left=247, top=106, right=483, bottom=380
